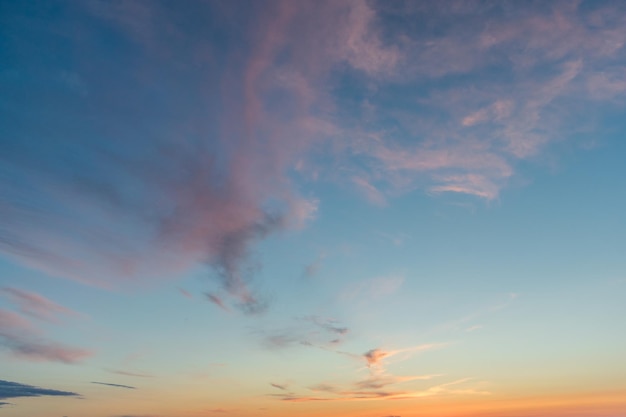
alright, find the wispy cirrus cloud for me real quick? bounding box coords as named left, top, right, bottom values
left=257, top=315, right=350, bottom=350
left=0, top=309, right=92, bottom=363
left=0, top=1, right=319, bottom=313
left=273, top=376, right=489, bottom=403
left=2, top=0, right=626, bottom=313
left=91, top=382, right=136, bottom=389
left=336, top=1, right=626, bottom=200
left=1, top=287, right=80, bottom=323
left=268, top=340, right=457, bottom=403
left=107, top=369, right=154, bottom=378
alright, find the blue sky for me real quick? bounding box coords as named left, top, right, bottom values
left=1, top=1, right=626, bottom=416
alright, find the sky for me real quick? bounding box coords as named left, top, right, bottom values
left=1, top=0, right=626, bottom=416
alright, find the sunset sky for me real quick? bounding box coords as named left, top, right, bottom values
left=1, top=1, right=626, bottom=416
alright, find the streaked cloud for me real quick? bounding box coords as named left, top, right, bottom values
left=256, top=315, right=350, bottom=350
left=0, top=379, right=79, bottom=401
left=2, top=0, right=626, bottom=315
left=91, top=382, right=136, bottom=390
left=0, top=309, right=92, bottom=363
left=274, top=376, right=488, bottom=403
left=1, top=287, right=79, bottom=323
left=205, top=293, right=232, bottom=313
left=178, top=288, right=193, bottom=299
left=270, top=383, right=290, bottom=392
left=107, top=369, right=154, bottom=379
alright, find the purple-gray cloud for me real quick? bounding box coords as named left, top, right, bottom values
left=91, top=381, right=136, bottom=390
left=0, top=379, right=79, bottom=401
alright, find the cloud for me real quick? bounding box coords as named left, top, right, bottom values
left=339, top=2, right=626, bottom=200
left=0, top=379, right=79, bottom=400
left=0, top=309, right=93, bottom=363
left=354, top=374, right=439, bottom=391
left=91, top=382, right=136, bottom=389
left=178, top=288, right=193, bottom=299
left=267, top=341, right=461, bottom=403
left=305, top=316, right=349, bottom=336
left=205, top=293, right=231, bottom=313
left=274, top=377, right=488, bottom=402
left=0, top=1, right=319, bottom=313
left=363, top=343, right=448, bottom=371
left=107, top=369, right=154, bottom=378
left=270, top=383, right=289, bottom=391
left=3, top=0, right=626, bottom=310
left=302, top=253, right=326, bottom=279
left=1, top=287, right=79, bottom=323
left=257, top=316, right=350, bottom=350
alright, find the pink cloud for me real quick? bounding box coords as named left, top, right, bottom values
left=0, top=309, right=93, bottom=364
left=4, top=0, right=626, bottom=309
left=363, top=343, right=448, bottom=371
left=1, top=287, right=80, bottom=323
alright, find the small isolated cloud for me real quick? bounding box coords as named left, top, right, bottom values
left=205, top=293, right=231, bottom=313
left=91, top=382, right=136, bottom=389
left=178, top=288, right=193, bottom=299
left=270, top=383, right=288, bottom=391
left=302, top=253, right=326, bottom=278
left=107, top=369, right=154, bottom=378
left=0, top=379, right=79, bottom=401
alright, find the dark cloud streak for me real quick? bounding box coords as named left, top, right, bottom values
left=91, top=382, right=136, bottom=389
left=0, top=379, right=79, bottom=401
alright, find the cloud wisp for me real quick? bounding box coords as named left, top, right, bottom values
left=91, top=382, right=136, bottom=390
left=267, top=340, right=462, bottom=403
left=0, top=309, right=92, bottom=364
left=107, top=369, right=154, bottom=379
left=1, top=287, right=80, bottom=323
left=256, top=315, right=350, bottom=350
left=0, top=379, right=79, bottom=401
left=272, top=376, right=489, bottom=403
left=3, top=0, right=626, bottom=311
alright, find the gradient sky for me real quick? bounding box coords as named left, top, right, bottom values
left=1, top=1, right=626, bottom=416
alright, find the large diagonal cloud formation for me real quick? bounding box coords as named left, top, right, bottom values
left=2, top=0, right=626, bottom=309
